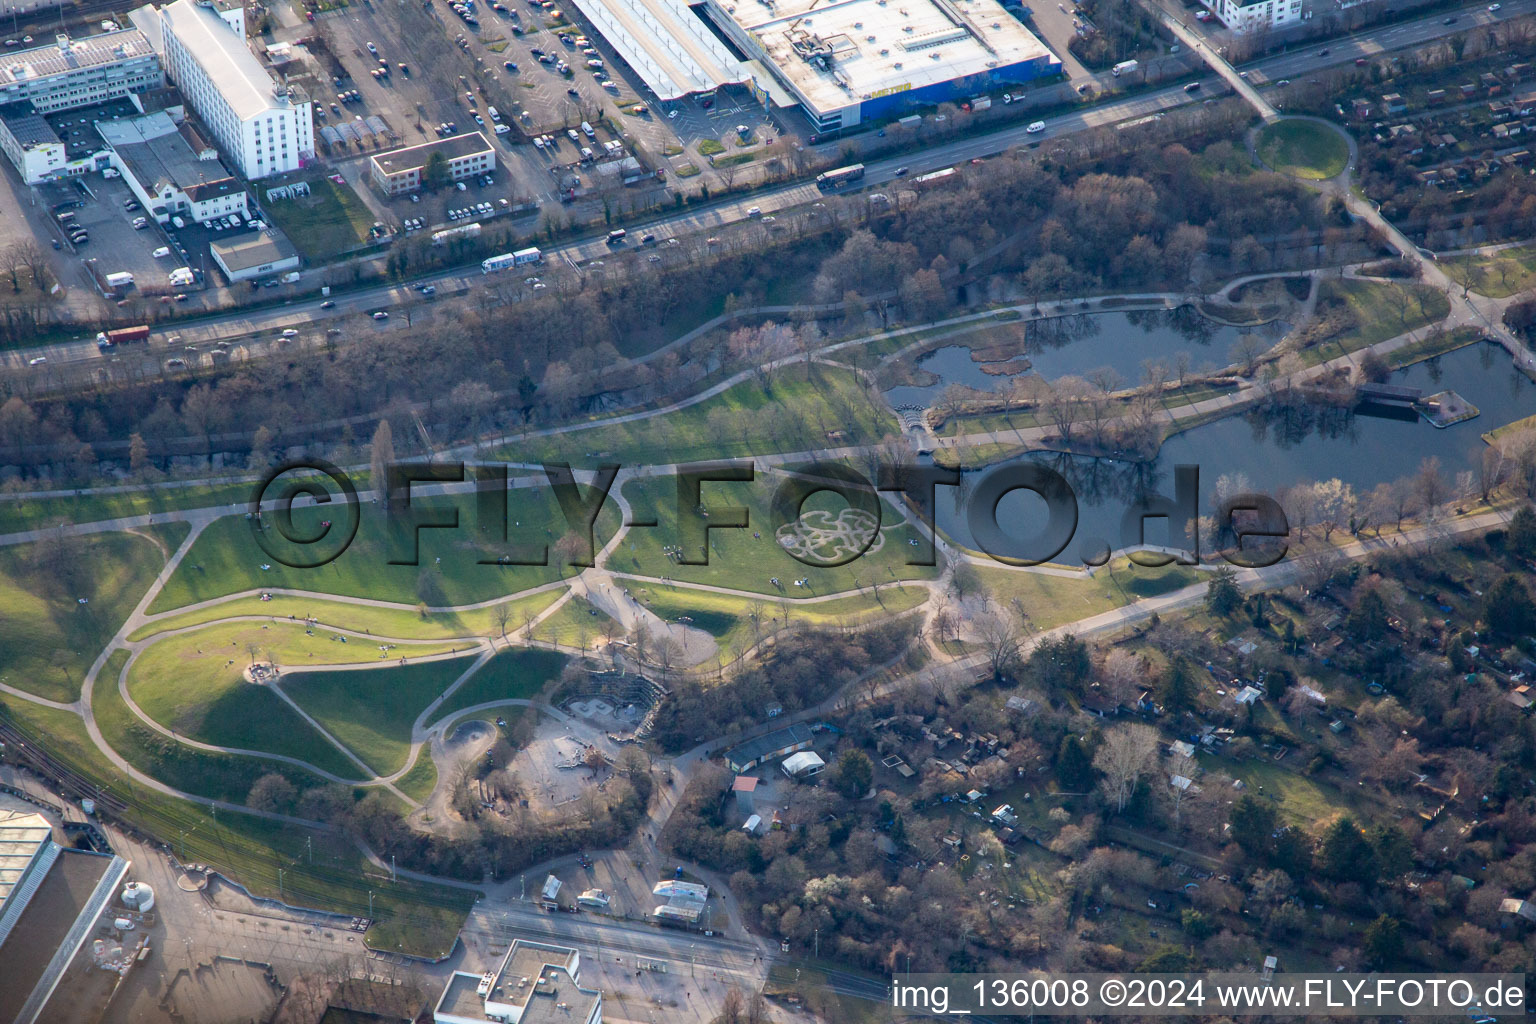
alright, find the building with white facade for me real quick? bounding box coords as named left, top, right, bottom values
left=129, top=0, right=313, bottom=179
left=97, top=109, right=248, bottom=223
left=368, top=132, right=494, bottom=195
left=701, top=0, right=1060, bottom=131
left=0, top=101, right=66, bottom=181
left=434, top=940, right=602, bottom=1024
left=1200, top=0, right=1303, bottom=33
left=0, top=30, right=162, bottom=114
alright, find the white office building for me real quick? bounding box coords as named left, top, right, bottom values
left=1201, top=0, right=1303, bottom=33
left=0, top=29, right=162, bottom=114
left=434, top=940, right=603, bottom=1024
left=129, top=0, right=313, bottom=179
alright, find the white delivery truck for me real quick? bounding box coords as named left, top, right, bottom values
left=482, top=252, right=516, bottom=273
left=105, top=271, right=135, bottom=288
left=1112, top=59, right=1139, bottom=76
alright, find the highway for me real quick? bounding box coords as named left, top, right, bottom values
left=1, top=0, right=1526, bottom=386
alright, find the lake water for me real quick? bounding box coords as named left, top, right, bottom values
left=930, top=343, right=1535, bottom=565
left=883, top=308, right=1289, bottom=408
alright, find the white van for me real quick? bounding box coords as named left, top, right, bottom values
left=1026, top=120, right=1045, bottom=133
left=580, top=120, right=594, bottom=137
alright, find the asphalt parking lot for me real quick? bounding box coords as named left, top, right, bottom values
left=40, top=174, right=187, bottom=299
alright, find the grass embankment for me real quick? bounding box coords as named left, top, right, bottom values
left=0, top=695, right=475, bottom=957
left=396, top=754, right=439, bottom=803
left=282, top=655, right=483, bottom=776
left=972, top=558, right=1201, bottom=631
left=498, top=364, right=897, bottom=466
left=149, top=491, right=615, bottom=612
left=131, top=587, right=564, bottom=642
left=614, top=473, right=941, bottom=597
left=125, top=620, right=469, bottom=778
left=0, top=525, right=186, bottom=702
left=95, top=650, right=330, bottom=804
left=1385, top=326, right=1486, bottom=369
left=0, top=480, right=259, bottom=532
left=631, top=581, right=930, bottom=659
left=425, top=647, right=566, bottom=725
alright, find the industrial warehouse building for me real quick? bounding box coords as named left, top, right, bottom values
left=97, top=109, right=249, bottom=224
left=210, top=228, right=300, bottom=281
left=0, top=811, right=132, bottom=1024
left=561, top=0, right=1058, bottom=131
left=702, top=0, right=1059, bottom=131
left=369, top=132, right=495, bottom=195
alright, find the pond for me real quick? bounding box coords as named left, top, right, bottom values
left=930, top=343, right=1534, bottom=566
left=882, top=308, right=1288, bottom=408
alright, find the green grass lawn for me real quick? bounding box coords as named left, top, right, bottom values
left=0, top=480, right=259, bottom=532
left=283, top=655, right=480, bottom=776
left=396, top=752, right=438, bottom=803
left=1385, top=326, right=1485, bottom=369
left=0, top=525, right=186, bottom=702
left=262, top=173, right=376, bottom=261
left=973, top=558, right=1200, bottom=631
left=131, top=587, right=564, bottom=642
left=0, top=694, right=474, bottom=957
left=613, top=472, right=941, bottom=597
left=1255, top=119, right=1350, bottom=180
left=1300, top=278, right=1451, bottom=366
left=631, top=581, right=930, bottom=659
left=425, top=647, right=566, bottom=725
left=1442, top=243, right=1536, bottom=299
left=498, top=364, right=898, bottom=466
left=125, top=620, right=470, bottom=777
left=1232, top=758, right=1360, bottom=829
left=95, top=650, right=329, bottom=804
left=150, top=490, right=608, bottom=613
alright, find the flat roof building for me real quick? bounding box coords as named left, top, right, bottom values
left=0, top=30, right=163, bottom=114
left=700, top=0, right=1059, bottom=130
left=210, top=227, right=299, bottom=281
left=434, top=940, right=602, bottom=1024
left=559, top=0, right=751, bottom=100
left=0, top=811, right=131, bottom=1024
left=129, top=0, right=314, bottom=179
left=0, top=100, right=66, bottom=181
left=1200, top=0, right=1302, bottom=33
left=98, top=109, right=247, bottom=223
left=368, top=131, right=495, bottom=195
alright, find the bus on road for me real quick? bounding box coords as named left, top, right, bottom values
left=816, top=164, right=865, bottom=190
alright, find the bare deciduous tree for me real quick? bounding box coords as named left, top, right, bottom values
left=1092, top=722, right=1160, bottom=813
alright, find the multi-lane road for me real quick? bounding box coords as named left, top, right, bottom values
left=2, top=0, right=1525, bottom=384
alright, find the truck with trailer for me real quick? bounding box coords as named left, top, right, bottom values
left=96, top=324, right=150, bottom=348
left=513, top=247, right=542, bottom=265
left=482, top=252, right=516, bottom=273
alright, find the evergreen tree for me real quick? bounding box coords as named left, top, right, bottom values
left=1318, top=816, right=1377, bottom=884
left=1056, top=734, right=1096, bottom=792
left=1205, top=566, right=1242, bottom=616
